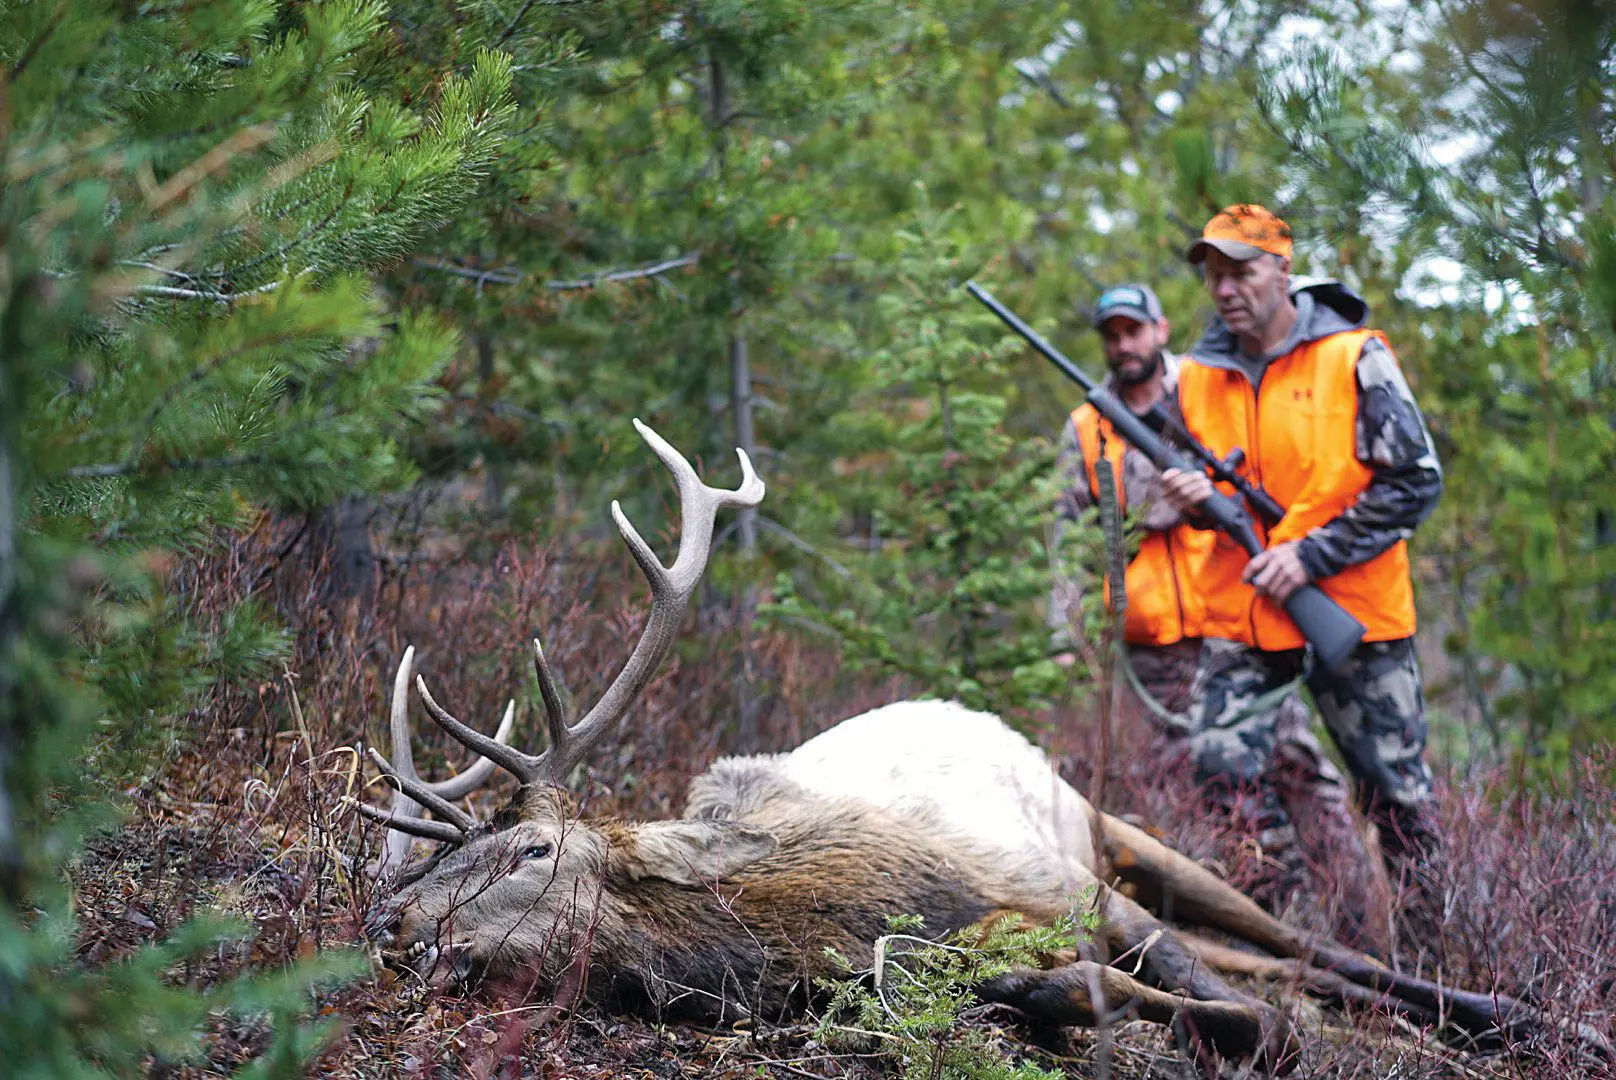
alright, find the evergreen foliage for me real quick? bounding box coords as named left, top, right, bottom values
left=4, top=0, right=1616, bottom=1072
left=1254, top=0, right=1616, bottom=771
left=768, top=207, right=1067, bottom=718
left=1, top=0, right=512, bottom=1073
left=816, top=907, right=1098, bottom=1080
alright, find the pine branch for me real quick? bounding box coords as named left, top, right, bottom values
left=116, top=261, right=196, bottom=282
left=495, top=0, right=541, bottom=47
left=191, top=202, right=344, bottom=282
left=64, top=453, right=272, bottom=480
left=1015, top=63, right=1072, bottom=110
left=412, top=253, right=700, bottom=290
left=757, top=516, right=852, bottom=578
left=544, top=254, right=699, bottom=289
left=412, top=259, right=523, bottom=286
left=128, top=329, right=318, bottom=438
left=129, top=280, right=290, bottom=302
left=9, top=1, right=66, bottom=79
left=146, top=125, right=277, bottom=214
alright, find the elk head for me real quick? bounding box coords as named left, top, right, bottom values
left=354, top=419, right=766, bottom=988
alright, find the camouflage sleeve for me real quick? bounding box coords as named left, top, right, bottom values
left=1295, top=337, right=1444, bottom=581
left=1047, top=418, right=1092, bottom=646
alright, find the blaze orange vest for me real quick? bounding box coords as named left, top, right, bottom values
left=1071, top=405, right=1210, bottom=646
left=1177, top=328, right=1417, bottom=650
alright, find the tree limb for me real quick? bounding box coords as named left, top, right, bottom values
left=757, top=516, right=851, bottom=578
left=544, top=253, right=699, bottom=290
left=127, top=279, right=290, bottom=302
left=411, top=259, right=522, bottom=286
left=412, top=253, right=700, bottom=291
left=63, top=453, right=271, bottom=480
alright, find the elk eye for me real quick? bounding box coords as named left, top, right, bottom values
left=522, top=843, right=552, bottom=861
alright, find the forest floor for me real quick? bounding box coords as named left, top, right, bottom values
left=69, top=523, right=1616, bottom=1078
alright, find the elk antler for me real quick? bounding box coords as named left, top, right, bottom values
left=415, top=418, right=764, bottom=787
left=353, top=645, right=517, bottom=863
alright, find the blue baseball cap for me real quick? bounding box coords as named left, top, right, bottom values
left=1092, top=283, right=1165, bottom=329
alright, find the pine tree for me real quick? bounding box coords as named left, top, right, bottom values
left=769, top=205, right=1066, bottom=720
left=1254, top=0, right=1616, bottom=769
left=1, top=1, right=514, bottom=1073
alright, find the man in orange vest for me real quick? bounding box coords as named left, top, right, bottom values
left=1048, top=284, right=1205, bottom=712
left=1161, top=205, right=1444, bottom=891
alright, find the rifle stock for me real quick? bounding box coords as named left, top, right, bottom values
left=967, top=282, right=1366, bottom=671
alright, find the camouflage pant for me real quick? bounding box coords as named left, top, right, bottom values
left=1186, top=638, right=1434, bottom=818
left=1126, top=639, right=1203, bottom=717
left=1129, top=639, right=1351, bottom=815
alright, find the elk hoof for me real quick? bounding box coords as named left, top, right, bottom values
left=1176, top=1001, right=1300, bottom=1076
left=1255, top=1005, right=1302, bottom=1075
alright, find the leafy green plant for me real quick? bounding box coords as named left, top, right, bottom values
left=814, top=901, right=1101, bottom=1080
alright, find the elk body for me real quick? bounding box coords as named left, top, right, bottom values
left=355, top=420, right=1595, bottom=1071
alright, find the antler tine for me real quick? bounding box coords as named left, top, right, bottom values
left=425, top=701, right=515, bottom=801
left=533, top=418, right=764, bottom=783
left=348, top=798, right=468, bottom=844
left=386, top=647, right=423, bottom=782
left=366, top=746, right=476, bottom=833
left=417, top=676, right=547, bottom=784
left=376, top=649, right=517, bottom=868
left=532, top=637, right=569, bottom=764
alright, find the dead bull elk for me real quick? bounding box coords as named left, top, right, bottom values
left=351, top=419, right=1601, bottom=1070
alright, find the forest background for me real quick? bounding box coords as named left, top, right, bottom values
left=2, top=0, right=1613, bottom=1076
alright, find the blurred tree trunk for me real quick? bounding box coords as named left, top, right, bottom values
left=476, top=333, right=505, bottom=514
left=730, top=330, right=760, bottom=749
left=0, top=385, right=18, bottom=900
left=310, top=497, right=377, bottom=603
left=710, top=42, right=761, bottom=750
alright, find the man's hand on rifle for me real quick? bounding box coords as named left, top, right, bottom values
left=1243, top=541, right=1310, bottom=604
left=1160, top=467, right=1214, bottom=513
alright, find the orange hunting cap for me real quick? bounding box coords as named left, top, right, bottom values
left=1186, top=204, right=1293, bottom=264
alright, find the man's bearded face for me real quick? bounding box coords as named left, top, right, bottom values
left=1098, top=316, right=1168, bottom=388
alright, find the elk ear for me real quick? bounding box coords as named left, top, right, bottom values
left=609, top=820, right=778, bottom=885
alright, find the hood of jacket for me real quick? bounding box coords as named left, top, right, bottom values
left=1190, top=279, right=1369, bottom=374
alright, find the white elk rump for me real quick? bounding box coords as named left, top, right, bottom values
left=351, top=420, right=1607, bottom=1074
left=779, top=699, right=1099, bottom=883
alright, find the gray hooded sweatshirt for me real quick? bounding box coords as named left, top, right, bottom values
left=1187, top=280, right=1443, bottom=583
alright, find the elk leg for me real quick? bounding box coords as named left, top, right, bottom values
left=1102, top=885, right=1301, bottom=1071
left=1097, top=813, right=1569, bottom=1046
left=1101, top=883, right=1254, bottom=1003
left=1179, top=933, right=1445, bottom=1027
left=1099, top=812, right=1308, bottom=958
left=977, top=961, right=1286, bottom=1070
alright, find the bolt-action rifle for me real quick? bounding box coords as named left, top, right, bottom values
left=967, top=282, right=1366, bottom=671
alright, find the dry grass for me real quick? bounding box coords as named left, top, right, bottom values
left=72, top=518, right=1616, bottom=1078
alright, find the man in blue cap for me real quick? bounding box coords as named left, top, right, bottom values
left=1048, top=284, right=1205, bottom=713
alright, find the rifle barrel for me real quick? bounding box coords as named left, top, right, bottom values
left=966, top=282, right=1099, bottom=395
